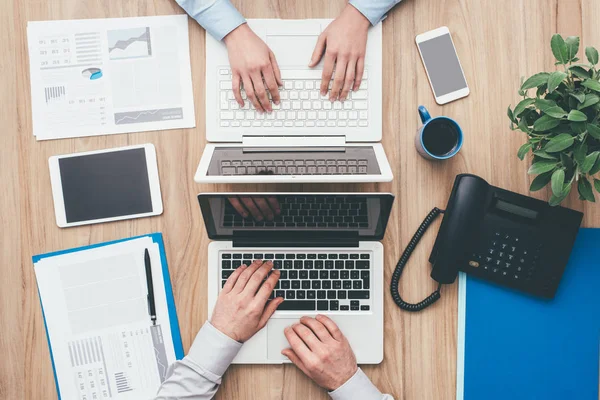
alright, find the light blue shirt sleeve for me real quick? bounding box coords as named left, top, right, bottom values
left=175, top=0, right=246, bottom=40
left=349, top=0, right=403, bottom=25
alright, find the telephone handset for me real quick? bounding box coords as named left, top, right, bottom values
left=391, top=174, right=583, bottom=312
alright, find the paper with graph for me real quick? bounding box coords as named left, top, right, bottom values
left=34, top=237, right=177, bottom=399
left=27, top=15, right=195, bottom=140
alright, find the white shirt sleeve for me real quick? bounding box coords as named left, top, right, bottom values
left=329, top=368, right=395, bottom=400
left=154, top=321, right=242, bottom=399
left=349, top=0, right=403, bottom=25
left=175, top=0, right=246, bottom=40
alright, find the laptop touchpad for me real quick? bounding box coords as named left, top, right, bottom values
left=267, top=319, right=297, bottom=361
left=267, top=35, right=320, bottom=66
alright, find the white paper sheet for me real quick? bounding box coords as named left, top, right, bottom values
left=35, top=237, right=177, bottom=400
left=27, top=15, right=195, bottom=140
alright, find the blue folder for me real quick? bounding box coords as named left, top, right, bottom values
left=457, top=228, right=600, bottom=400
left=33, top=233, right=184, bottom=400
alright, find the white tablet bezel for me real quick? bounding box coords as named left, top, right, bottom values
left=49, top=144, right=163, bottom=228
left=415, top=26, right=470, bottom=105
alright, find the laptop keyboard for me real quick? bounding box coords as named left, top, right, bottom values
left=220, top=252, right=372, bottom=312
left=221, top=159, right=369, bottom=175
left=217, top=67, right=369, bottom=128
left=223, top=196, right=369, bottom=228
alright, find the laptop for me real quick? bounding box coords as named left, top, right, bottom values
left=198, top=193, right=394, bottom=363
left=195, top=19, right=393, bottom=183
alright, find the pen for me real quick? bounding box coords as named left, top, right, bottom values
left=144, top=248, right=157, bottom=325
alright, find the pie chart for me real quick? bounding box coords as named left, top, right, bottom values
left=81, top=67, right=103, bottom=80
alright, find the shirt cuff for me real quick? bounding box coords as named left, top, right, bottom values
left=349, top=0, right=399, bottom=26
left=178, top=0, right=246, bottom=40
left=185, top=321, right=243, bottom=380
left=329, top=368, right=385, bottom=400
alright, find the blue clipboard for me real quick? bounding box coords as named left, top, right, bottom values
left=33, top=233, right=184, bottom=400
left=457, top=228, right=600, bottom=400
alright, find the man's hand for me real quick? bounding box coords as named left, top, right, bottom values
left=210, top=260, right=284, bottom=342
left=227, top=196, right=280, bottom=221
left=282, top=315, right=358, bottom=391
left=309, top=4, right=370, bottom=102
left=223, top=24, right=282, bottom=113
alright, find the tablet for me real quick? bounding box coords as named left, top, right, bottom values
left=49, top=144, right=163, bottom=228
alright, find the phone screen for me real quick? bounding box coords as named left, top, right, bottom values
left=418, top=33, right=467, bottom=97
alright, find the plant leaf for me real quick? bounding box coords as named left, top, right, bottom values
left=570, top=121, right=587, bottom=134
left=578, top=94, right=600, bottom=110
left=517, top=143, right=532, bottom=160
left=547, top=71, right=567, bottom=93
left=535, top=98, right=557, bottom=111
left=567, top=109, right=587, bottom=121
left=581, top=151, right=600, bottom=173
left=549, top=182, right=571, bottom=206
left=578, top=177, right=596, bottom=202
left=530, top=171, right=553, bottom=191
left=590, top=157, right=600, bottom=175
left=544, top=133, right=575, bottom=152
left=551, top=169, right=565, bottom=196
left=513, top=98, right=535, bottom=117
left=533, top=115, right=561, bottom=131
left=582, top=79, right=600, bottom=92
left=533, top=150, right=557, bottom=160
left=551, top=34, right=569, bottom=64
left=573, top=141, right=588, bottom=165
left=528, top=160, right=558, bottom=175
left=585, top=46, right=599, bottom=65
left=565, top=36, right=580, bottom=61
left=569, top=65, right=591, bottom=79
left=507, top=106, right=516, bottom=123
left=595, top=179, right=600, bottom=194
left=543, top=106, right=567, bottom=118
left=587, top=124, right=600, bottom=139
left=521, top=73, right=551, bottom=90
left=569, top=91, right=586, bottom=103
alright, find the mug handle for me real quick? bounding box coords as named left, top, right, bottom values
left=418, top=105, right=431, bottom=124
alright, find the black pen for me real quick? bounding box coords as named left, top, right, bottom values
left=144, top=248, right=157, bottom=325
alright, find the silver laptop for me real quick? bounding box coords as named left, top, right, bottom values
left=199, top=193, right=394, bottom=364
left=194, top=19, right=393, bottom=184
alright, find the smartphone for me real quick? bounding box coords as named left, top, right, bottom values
left=416, top=27, right=469, bottom=105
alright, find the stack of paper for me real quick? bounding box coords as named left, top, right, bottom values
left=34, top=234, right=182, bottom=400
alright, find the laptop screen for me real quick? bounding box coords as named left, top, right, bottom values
left=198, top=193, right=394, bottom=240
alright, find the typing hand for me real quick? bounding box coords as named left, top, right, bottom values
left=309, top=4, right=370, bottom=102
left=210, top=260, right=284, bottom=342
left=282, top=315, right=358, bottom=391
left=227, top=196, right=281, bottom=221
left=223, top=24, right=283, bottom=113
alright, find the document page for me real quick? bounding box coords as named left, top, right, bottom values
left=27, top=15, right=195, bottom=140
left=34, top=238, right=177, bottom=399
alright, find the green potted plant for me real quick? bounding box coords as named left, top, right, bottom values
left=508, top=34, right=600, bottom=205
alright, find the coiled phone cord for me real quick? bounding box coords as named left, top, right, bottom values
left=390, top=207, right=445, bottom=312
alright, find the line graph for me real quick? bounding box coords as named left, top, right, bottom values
left=114, top=108, right=183, bottom=125
left=107, top=27, right=152, bottom=60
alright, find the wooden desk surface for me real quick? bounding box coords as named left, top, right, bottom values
left=1, top=0, right=599, bottom=399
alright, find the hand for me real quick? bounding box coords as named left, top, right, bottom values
left=282, top=315, right=358, bottom=391
left=223, top=23, right=283, bottom=113
left=309, top=4, right=370, bottom=102
left=210, top=260, right=284, bottom=342
left=227, top=196, right=281, bottom=221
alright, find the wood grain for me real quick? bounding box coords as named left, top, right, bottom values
left=1, top=0, right=598, bottom=399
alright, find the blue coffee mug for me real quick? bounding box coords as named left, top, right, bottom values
left=415, top=105, right=463, bottom=160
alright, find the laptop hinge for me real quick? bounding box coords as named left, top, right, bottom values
left=232, top=231, right=359, bottom=248
left=241, top=135, right=346, bottom=147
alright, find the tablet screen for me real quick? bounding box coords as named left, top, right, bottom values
left=59, top=148, right=153, bottom=223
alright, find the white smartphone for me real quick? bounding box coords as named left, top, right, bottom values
left=49, top=144, right=163, bottom=228
left=416, top=27, right=469, bottom=105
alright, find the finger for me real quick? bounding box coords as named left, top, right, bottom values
left=228, top=197, right=249, bottom=218
left=222, top=264, right=247, bottom=293
left=251, top=72, right=270, bottom=112
left=266, top=197, right=281, bottom=215
left=269, top=51, right=283, bottom=87
left=232, top=73, right=244, bottom=107
left=252, top=197, right=275, bottom=220
left=233, top=259, right=263, bottom=292
left=340, top=59, right=357, bottom=101
left=309, top=33, right=326, bottom=67
left=240, top=197, right=264, bottom=221
left=320, top=52, right=336, bottom=96
left=292, top=323, right=322, bottom=351
left=300, top=316, right=334, bottom=343
left=258, top=296, right=283, bottom=328
left=284, top=326, right=314, bottom=365
left=315, top=314, right=344, bottom=341
left=242, top=260, right=274, bottom=295
left=330, top=57, right=348, bottom=101
left=281, top=348, right=311, bottom=376
left=242, top=74, right=264, bottom=113
left=262, top=65, right=280, bottom=105
left=353, top=57, right=365, bottom=91
left=255, top=267, right=280, bottom=302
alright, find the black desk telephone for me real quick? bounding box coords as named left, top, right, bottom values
left=391, top=174, right=583, bottom=312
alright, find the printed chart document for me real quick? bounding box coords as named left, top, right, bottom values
left=34, top=236, right=179, bottom=399
left=27, top=15, right=195, bottom=140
